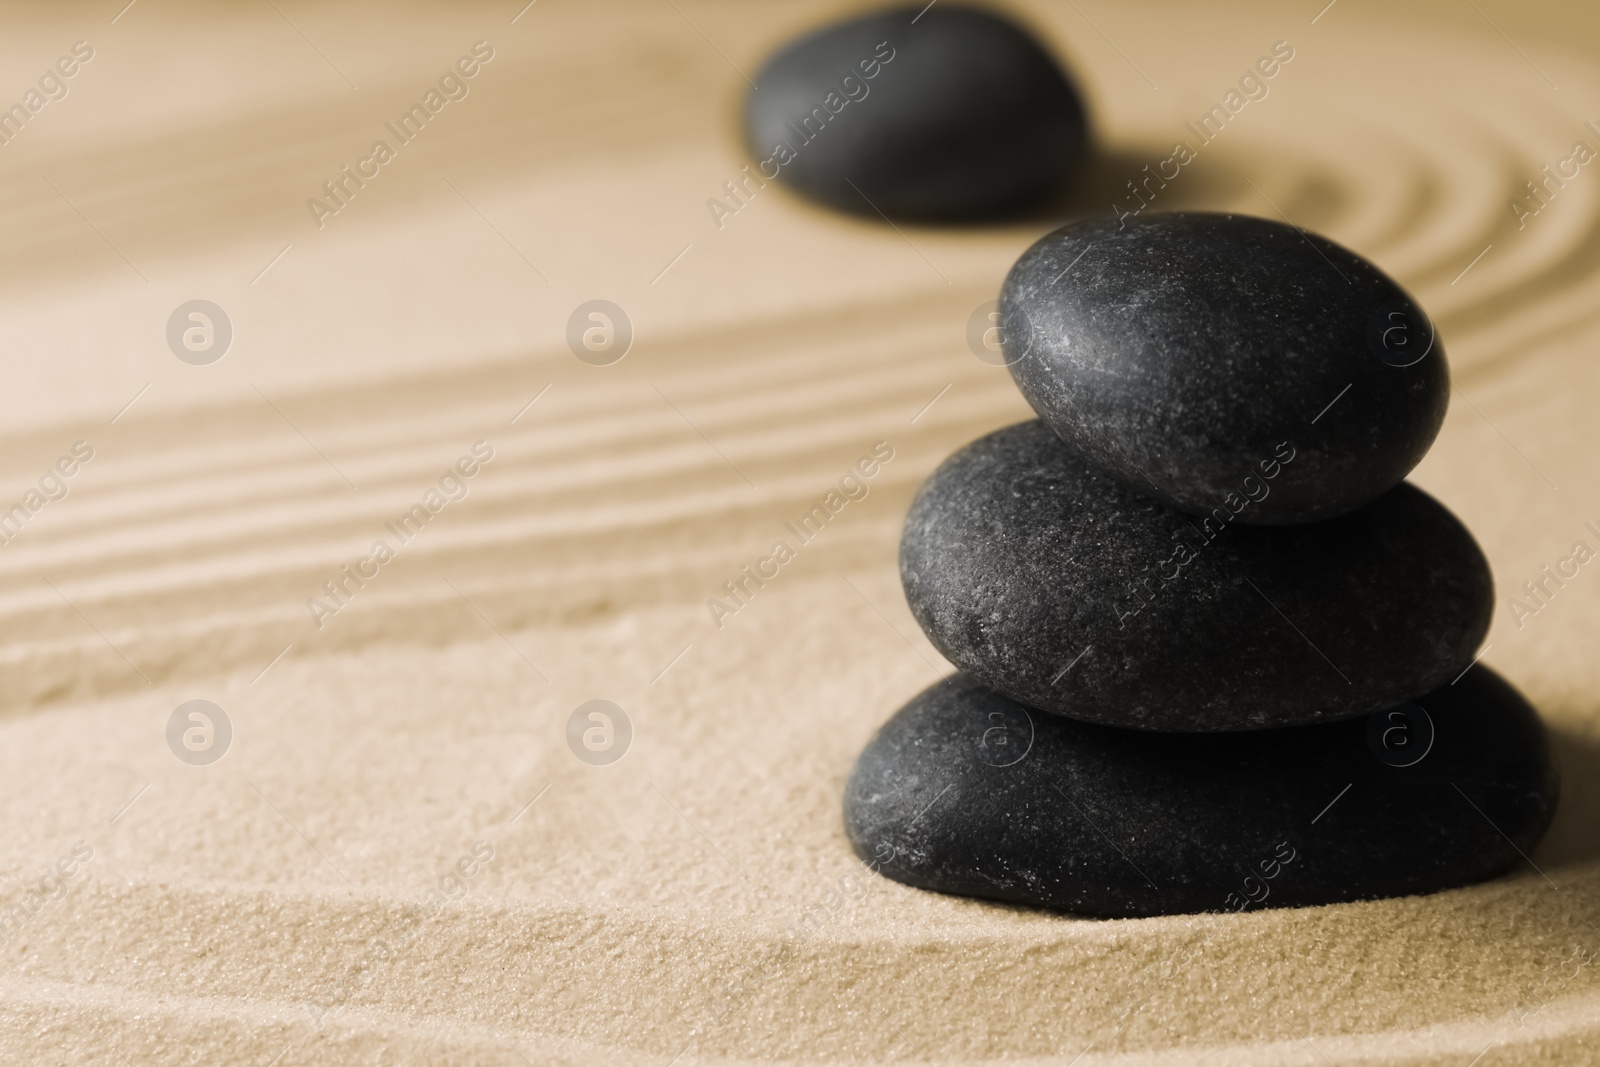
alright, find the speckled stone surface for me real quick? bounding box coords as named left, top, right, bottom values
left=900, top=421, right=1493, bottom=730
left=844, top=670, right=1557, bottom=918
left=742, top=5, right=1089, bottom=220
left=999, top=212, right=1448, bottom=523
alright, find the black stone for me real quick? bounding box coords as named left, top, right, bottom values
left=901, top=421, right=1492, bottom=730
left=742, top=5, right=1088, bottom=221
left=999, top=212, right=1449, bottom=523
left=844, top=670, right=1558, bottom=918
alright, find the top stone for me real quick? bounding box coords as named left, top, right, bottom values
left=1000, top=212, right=1448, bottom=524
left=742, top=6, right=1089, bottom=220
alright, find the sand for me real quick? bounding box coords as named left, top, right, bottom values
left=1, top=0, right=1599, bottom=1062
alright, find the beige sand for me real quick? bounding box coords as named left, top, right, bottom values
left=1, top=0, right=1599, bottom=1062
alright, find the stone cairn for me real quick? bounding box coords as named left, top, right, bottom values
left=844, top=213, right=1557, bottom=918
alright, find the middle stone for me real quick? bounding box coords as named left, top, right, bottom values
left=901, top=420, right=1492, bottom=730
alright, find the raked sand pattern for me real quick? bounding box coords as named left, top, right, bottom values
left=3, top=0, right=1600, bottom=1063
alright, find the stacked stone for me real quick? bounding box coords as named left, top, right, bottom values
left=845, top=213, right=1559, bottom=918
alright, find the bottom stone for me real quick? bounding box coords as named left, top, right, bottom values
left=843, top=669, right=1558, bottom=918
